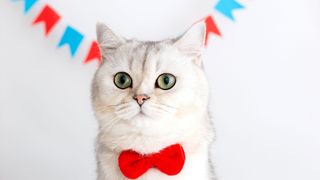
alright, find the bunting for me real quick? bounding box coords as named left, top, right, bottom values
left=12, top=0, right=245, bottom=66
left=215, top=0, right=244, bottom=21
left=204, top=16, right=221, bottom=46
left=58, top=26, right=84, bottom=57
left=33, top=5, right=60, bottom=35
left=84, top=41, right=101, bottom=64
left=11, top=0, right=38, bottom=13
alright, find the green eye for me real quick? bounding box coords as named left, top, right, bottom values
left=156, top=73, right=176, bottom=90
left=114, top=72, right=132, bottom=89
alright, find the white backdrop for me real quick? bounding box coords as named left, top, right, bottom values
left=1, top=0, right=320, bottom=180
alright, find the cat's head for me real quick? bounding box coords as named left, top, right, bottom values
left=92, top=22, right=209, bottom=138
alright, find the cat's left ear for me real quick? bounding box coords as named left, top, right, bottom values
left=96, top=23, right=125, bottom=61
left=174, top=21, right=206, bottom=66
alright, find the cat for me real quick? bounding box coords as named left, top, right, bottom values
left=91, top=21, right=215, bottom=180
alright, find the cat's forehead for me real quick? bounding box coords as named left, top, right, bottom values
left=112, top=40, right=185, bottom=75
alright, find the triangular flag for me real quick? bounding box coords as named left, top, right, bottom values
left=215, top=0, right=244, bottom=21
left=33, top=5, right=61, bottom=36
left=12, top=0, right=38, bottom=13
left=204, top=15, right=221, bottom=46
left=58, top=26, right=84, bottom=57
left=84, top=41, right=101, bottom=65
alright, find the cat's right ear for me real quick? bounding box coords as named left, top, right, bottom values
left=174, top=21, right=206, bottom=67
left=96, top=23, right=125, bottom=58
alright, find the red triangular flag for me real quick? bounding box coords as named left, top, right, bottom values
left=204, top=15, right=221, bottom=46
left=33, top=5, right=61, bottom=35
left=84, top=41, right=101, bottom=65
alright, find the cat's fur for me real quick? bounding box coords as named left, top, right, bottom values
left=91, top=22, right=215, bottom=180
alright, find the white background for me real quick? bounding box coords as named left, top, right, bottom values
left=1, top=0, right=320, bottom=180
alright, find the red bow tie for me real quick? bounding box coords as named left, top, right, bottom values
left=118, top=144, right=185, bottom=179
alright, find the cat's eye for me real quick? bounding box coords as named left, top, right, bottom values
left=114, top=72, right=132, bottom=89
left=156, top=73, right=176, bottom=90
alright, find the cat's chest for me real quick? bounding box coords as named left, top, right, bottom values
left=138, top=158, right=210, bottom=180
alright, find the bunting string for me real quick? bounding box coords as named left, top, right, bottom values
left=11, top=0, right=245, bottom=65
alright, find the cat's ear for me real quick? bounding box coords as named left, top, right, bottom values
left=96, top=23, right=125, bottom=58
left=174, top=21, right=206, bottom=66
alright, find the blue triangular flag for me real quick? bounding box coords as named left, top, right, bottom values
left=58, top=26, right=84, bottom=57
left=12, top=0, right=38, bottom=13
left=215, top=0, right=244, bottom=21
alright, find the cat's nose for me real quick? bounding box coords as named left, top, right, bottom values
left=133, top=94, right=150, bottom=106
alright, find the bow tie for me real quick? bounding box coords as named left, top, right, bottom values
left=118, top=144, right=185, bottom=179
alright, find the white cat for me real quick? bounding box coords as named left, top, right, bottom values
left=91, top=21, right=215, bottom=180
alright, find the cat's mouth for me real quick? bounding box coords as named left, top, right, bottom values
left=137, top=108, right=147, bottom=116
left=135, top=107, right=152, bottom=118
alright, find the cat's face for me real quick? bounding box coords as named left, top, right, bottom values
left=92, top=22, right=209, bottom=137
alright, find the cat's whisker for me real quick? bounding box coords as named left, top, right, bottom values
left=100, top=116, right=120, bottom=132
left=106, top=101, right=132, bottom=108
left=156, top=103, right=177, bottom=110
left=115, top=103, right=130, bottom=108
left=114, top=102, right=135, bottom=112
left=106, top=104, right=121, bottom=107
left=144, top=105, right=174, bottom=116
left=148, top=103, right=177, bottom=114
left=116, top=105, right=133, bottom=115
left=115, top=105, right=129, bottom=112
left=115, top=104, right=140, bottom=119
left=118, top=111, right=136, bottom=120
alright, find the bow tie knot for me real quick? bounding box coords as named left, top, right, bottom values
left=118, top=144, right=185, bottom=179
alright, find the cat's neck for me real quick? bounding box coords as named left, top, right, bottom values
left=98, top=113, right=212, bottom=155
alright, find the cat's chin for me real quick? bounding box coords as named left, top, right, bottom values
left=132, top=106, right=162, bottom=119
left=130, top=112, right=157, bottom=123
left=128, top=112, right=170, bottom=130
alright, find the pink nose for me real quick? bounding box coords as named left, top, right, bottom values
left=133, top=94, right=150, bottom=106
